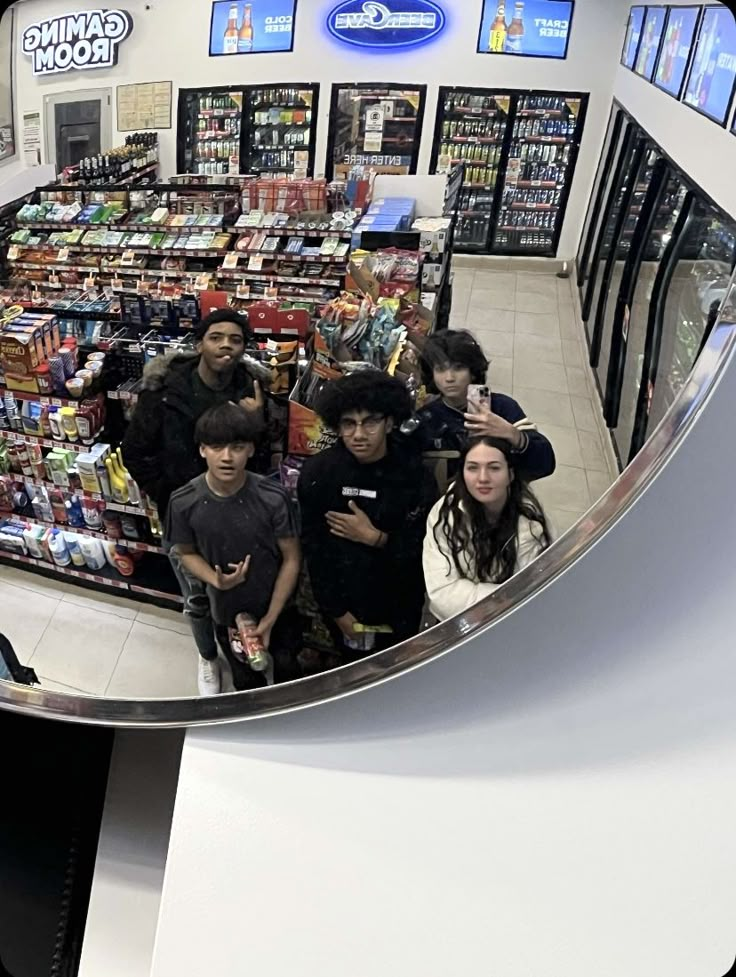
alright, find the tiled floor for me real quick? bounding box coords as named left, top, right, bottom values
left=0, top=268, right=620, bottom=699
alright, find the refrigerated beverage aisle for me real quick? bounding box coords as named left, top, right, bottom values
left=178, top=89, right=243, bottom=176
left=242, top=85, right=318, bottom=177
left=431, top=87, right=511, bottom=252
left=494, top=92, right=586, bottom=256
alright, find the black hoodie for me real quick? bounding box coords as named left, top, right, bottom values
left=298, top=439, right=437, bottom=636
left=121, top=352, right=269, bottom=516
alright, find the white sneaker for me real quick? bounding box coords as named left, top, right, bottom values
left=198, top=657, right=221, bottom=696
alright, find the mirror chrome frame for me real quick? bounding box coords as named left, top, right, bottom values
left=1, top=308, right=734, bottom=727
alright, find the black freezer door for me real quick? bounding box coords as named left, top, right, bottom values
left=177, top=87, right=244, bottom=176
left=429, top=87, right=512, bottom=253
left=326, top=83, right=427, bottom=181
left=242, top=84, right=319, bottom=177
left=492, top=91, right=588, bottom=257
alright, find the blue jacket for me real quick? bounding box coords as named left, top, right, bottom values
left=415, top=393, right=556, bottom=482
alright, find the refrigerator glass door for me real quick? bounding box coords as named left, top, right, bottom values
left=244, top=85, right=317, bottom=177
left=595, top=148, right=660, bottom=398
left=582, top=125, right=639, bottom=344
left=576, top=107, right=626, bottom=288
left=611, top=175, right=689, bottom=463
left=431, top=88, right=511, bottom=252
left=493, top=92, right=586, bottom=257
left=182, top=89, right=243, bottom=176
left=646, top=207, right=736, bottom=435
left=327, top=84, right=426, bottom=181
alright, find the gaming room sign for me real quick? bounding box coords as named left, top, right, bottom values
left=21, top=9, right=134, bottom=76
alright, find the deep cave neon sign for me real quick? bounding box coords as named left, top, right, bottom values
left=327, top=0, right=447, bottom=50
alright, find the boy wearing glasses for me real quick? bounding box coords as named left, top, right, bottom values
left=298, top=371, right=436, bottom=662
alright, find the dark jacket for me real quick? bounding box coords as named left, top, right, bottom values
left=298, top=440, right=437, bottom=636
left=415, top=393, right=556, bottom=482
left=121, top=352, right=269, bottom=516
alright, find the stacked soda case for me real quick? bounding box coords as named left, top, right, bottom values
left=494, top=94, right=585, bottom=255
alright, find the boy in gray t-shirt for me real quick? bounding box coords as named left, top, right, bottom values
left=166, top=403, right=302, bottom=692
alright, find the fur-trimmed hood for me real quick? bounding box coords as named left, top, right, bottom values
left=140, top=350, right=272, bottom=393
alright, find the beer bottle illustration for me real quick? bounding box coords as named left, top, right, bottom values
left=505, top=2, right=525, bottom=55
left=488, top=2, right=507, bottom=53
left=238, top=3, right=254, bottom=53
left=223, top=2, right=239, bottom=54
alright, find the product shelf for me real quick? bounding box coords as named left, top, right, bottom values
left=9, top=513, right=163, bottom=554
left=0, top=386, right=103, bottom=409
left=2, top=432, right=91, bottom=453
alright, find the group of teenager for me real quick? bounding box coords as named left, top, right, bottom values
left=122, top=309, right=556, bottom=696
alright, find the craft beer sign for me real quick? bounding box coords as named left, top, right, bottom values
left=22, top=9, right=133, bottom=76
left=327, top=0, right=446, bottom=50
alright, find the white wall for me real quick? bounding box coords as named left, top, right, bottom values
left=614, top=1, right=736, bottom=219
left=7, top=0, right=630, bottom=257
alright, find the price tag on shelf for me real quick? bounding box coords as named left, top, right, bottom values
left=57, top=247, right=70, bottom=262
left=194, top=273, right=211, bottom=291
left=112, top=276, right=124, bottom=290
left=172, top=286, right=183, bottom=300
left=248, top=255, right=264, bottom=271
left=7, top=245, right=20, bottom=261
left=121, top=250, right=136, bottom=266
left=49, top=273, right=61, bottom=286
left=236, top=284, right=251, bottom=300
left=222, top=252, right=239, bottom=270
left=136, top=278, right=151, bottom=295
left=265, top=284, right=279, bottom=300
left=84, top=275, right=96, bottom=290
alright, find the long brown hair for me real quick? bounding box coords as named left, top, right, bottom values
left=434, top=437, right=551, bottom=583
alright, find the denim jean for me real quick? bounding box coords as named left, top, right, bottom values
left=168, top=547, right=218, bottom=662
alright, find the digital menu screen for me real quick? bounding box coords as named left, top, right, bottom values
left=621, top=6, right=646, bottom=69
left=477, top=0, right=574, bottom=59
left=653, top=7, right=701, bottom=99
left=209, top=0, right=297, bottom=56
left=634, top=6, right=667, bottom=79
left=683, top=6, right=736, bottom=124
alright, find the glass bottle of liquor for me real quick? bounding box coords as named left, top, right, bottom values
left=223, top=3, right=239, bottom=54
left=505, top=2, right=525, bottom=54
left=238, top=4, right=254, bottom=53
left=489, top=3, right=507, bottom=52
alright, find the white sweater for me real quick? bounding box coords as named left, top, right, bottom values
left=423, top=498, right=548, bottom=622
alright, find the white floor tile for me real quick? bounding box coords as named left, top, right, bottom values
left=451, top=289, right=472, bottom=317
left=515, top=291, right=559, bottom=314
left=578, top=429, right=610, bottom=473
left=62, top=588, right=139, bottom=621
left=559, top=311, right=586, bottom=342
left=533, top=465, right=591, bottom=513
left=561, top=338, right=586, bottom=368
left=489, top=356, right=513, bottom=393
left=513, top=359, right=569, bottom=395
left=37, top=675, right=89, bottom=695
left=0, top=564, right=77, bottom=600
left=542, top=424, right=584, bottom=469
left=565, top=365, right=593, bottom=397
left=472, top=271, right=517, bottom=291
left=106, top=622, right=199, bottom=699
left=513, top=387, right=575, bottom=428
left=0, top=579, right=61, bottom=664
left=468, top=287, right=516, bottom=313
left=514, top=333, right=564, bottom=365
left=516, top=273, right=559, bottom=298
left=475, top=330, right=514, bottom=359
left=29, top=601, right=133, bottom=696
left=515, top=311, right=561, bottom=338
left=136, top=603, right=191, bottom=636
left=547, top=507, right=583, bottom=539
left=586, top=469, right=616, bottom=504
left=570, top=394, right=604, bottom=434
left=466, top=308, right=515, bottom=333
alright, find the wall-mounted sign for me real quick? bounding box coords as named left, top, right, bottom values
left=478, top=0, right=574, bottom=59
left=326, top=0, right=446, bottom=50
left=621, top=6, right=645, bottom=70
left=634, top=6, right=667, bottom=81
left=653, top=6, right=701, bottom=101
left=21, top=9, right=133, bottom=76
left=683, top=5, right=736, bottom=125
left=209, top=0, right=297, bottom=56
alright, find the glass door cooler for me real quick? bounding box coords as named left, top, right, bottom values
left=493, top=92, right=588, bottom=256
left=242, top=84, right=319, bottom=177
left=429, top=87, right=511, bottom=252
left=177, top=88, right=244, bottom=176
left=326, top=83, right=427, bottom=181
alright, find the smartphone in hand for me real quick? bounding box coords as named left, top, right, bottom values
left=467, top=384, right=491, bottom=414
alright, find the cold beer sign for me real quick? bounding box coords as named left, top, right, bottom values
left=327, top=0, right=447, bottom=50
left=22, top=9, right=133, bottom=76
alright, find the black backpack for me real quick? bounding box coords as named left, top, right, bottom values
left=0, top=634, right=38, bottom=687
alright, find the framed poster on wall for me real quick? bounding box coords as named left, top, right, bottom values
left=621, top=6, right=646, bottom=70
left=209, top=0, right=297, bottom=56
left=477, top=0, right=574, bottom=59
left=0, top=7, right=16, bottom=164
left=683, top=5, right=736, bottom=125
left=634, top=5, right=667, bottom=80
left=653, top=6, right=702, bottom=100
